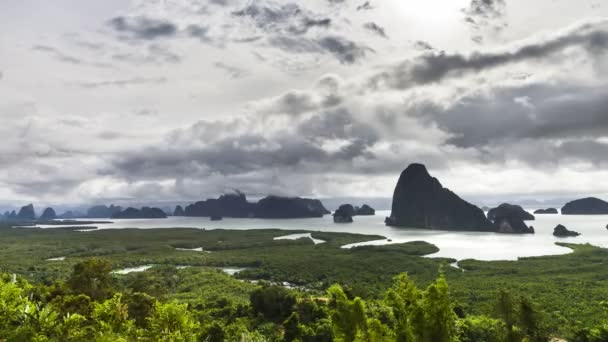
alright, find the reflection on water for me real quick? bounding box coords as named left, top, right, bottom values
left=36, top=210, right=608, bottom=261
left=274, top=233, right=326, bottom=244
left=112, top=265, right=155, bottom=274
left=175, top=247, right=206, bottom=252
left=46, top=256, right=66, bottom=261
left=219, top=267, right=249, bottom=275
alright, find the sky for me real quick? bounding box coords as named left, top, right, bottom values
left=1, top=0, right=608, bottom=209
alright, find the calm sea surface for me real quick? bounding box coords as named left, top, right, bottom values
left=38, top=210, right=608, bottom=261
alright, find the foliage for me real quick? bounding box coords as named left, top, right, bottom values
left=3, top=227, right=608, bottom=339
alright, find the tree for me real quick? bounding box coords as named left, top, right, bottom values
left=421, top=275, right=457, bottom=342
left=147, top=301, right=200, bottom=341
left=92, top=294, right=136, bottom=338
left=458, top=315, right=506, bottom=342
left=284, top=312, right=302, bottom=342
left=384, top=273, right=457, bottom=342
left=328, top=284, right=369, bottom=342
left=518, top=296, right=547, bottom=342
left=125, top=292, right=155, bottom=328
left=497, top=289, right=517, bottom=342
left=384, top=273, right=421, bottom=341
left=68, top=258, right=116, bottom=301
left=250, top=285, right=297, bottom=322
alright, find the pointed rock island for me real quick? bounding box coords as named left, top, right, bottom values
left=385, top=163, right=494, bottom=232
left=17, top=204, right=36, bottom=221
left=39, top=207, right=57, bottom=221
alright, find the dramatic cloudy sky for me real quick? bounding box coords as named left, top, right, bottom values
left=1, top=0, right=608, bottom=208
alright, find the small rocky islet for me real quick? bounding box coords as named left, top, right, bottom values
left=332, top=203, right=376, bottom=223
left=553, top=224, right=581, bottom=237
left=534, top=208, right=559, bottom=214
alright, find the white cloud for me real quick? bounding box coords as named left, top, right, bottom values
left=1, top=0, right=608, bottom=206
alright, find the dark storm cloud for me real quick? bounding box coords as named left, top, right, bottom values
left=297, top=18, right=332, bottom=34
left=269, top=35, right=370, bottom=64
left=477, top=138, right=608, bottom=168
left=10, top=177, right=86, bottom=197
left=232, top=2, right=331, bottom=35
left=412, top=84, right=608, bottom=150
left=112, top=135, right=327, bottom=178
left=232, top=3, right=300, bottom=26
left=371, top=20, right=608, bottom=89
left=109, top=109, right=379, bottom=179
left=298, top=108, right=379, bottom=146
left=108, top=16, right=178, bottom=40
left=317, top=36, right=372, bottom=64
left=557, top=140, right=608, bottom=165
left=363, top=22, right=387, bottom=38
left=261, top=76, right=344, bottom=115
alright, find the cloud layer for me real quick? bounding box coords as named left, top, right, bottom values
left=1, top=0, right=608, bottom=207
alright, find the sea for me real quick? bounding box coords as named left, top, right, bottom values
left=36, top=210, right=608, bottom=261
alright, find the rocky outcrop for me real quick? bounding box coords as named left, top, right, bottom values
left=488, top=204, right=535, bottom=221
left=486, top=204, right=535, bottom=234
left=39, top=207, right=57, bottom=221
left=183, top=193, right=330, bottom=219
left=17, top=204, right=36, bottom=221
left=386, top=164, right=494, bottom=231
left=254, top=196, right=329, bottom=219
left=87, top=205, right=122, bottom=218
left=333, top=204, right=376, bottom=216
left=173, top=205, right=185, bottom=216
left=534, top=208, right=558, bottom=214
left=356, top=204, right=375, bottom=216
left=553, top=224, right=580, bottom=237
left=185, top=193, right=255, bottom=218
left=112, top=207, right=167, bottom=219
left=333, top=205, right=354, bottom=223
left=334, top=204, right=356, bottom=217
left=562, top=197, right=608, bottom=215
left=493, top=215, right=535, bottom=234
left=59, top=210, right=86, bottom=219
